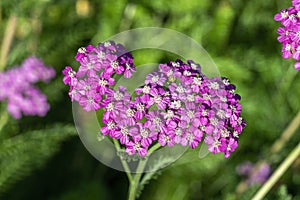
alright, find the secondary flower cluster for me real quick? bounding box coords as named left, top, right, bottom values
left=62, top=41, right=136, bottom=111
left=236, top=161, right=271, bottom=185
left=0, top=56, right=55, bottom=119
left=274, top=0, right=300, bottom=70
left=63, top=41, right=246, bottom=158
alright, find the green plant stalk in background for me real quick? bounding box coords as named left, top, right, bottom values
left=253, top=143, right=300, bottom=200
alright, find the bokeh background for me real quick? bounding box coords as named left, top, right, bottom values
left=0, top=0, right=300, bottom=199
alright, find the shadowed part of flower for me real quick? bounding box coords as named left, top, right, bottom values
left=274, top=1, right=300, bottom=70
left=0, top=56, right=55, bottom=119
left=236, top=161, right=271, bottom=185
left=63, top=41, right=246, bottom=158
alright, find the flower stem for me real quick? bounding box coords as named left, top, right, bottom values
left=113, top=139, right=133, bottom=182
left=0, top=15, right=17, bottom=71
left=0, top=111, right=8, bottom=133
left=252, top=142, right=300, bottom=200
left=127, top=143, right=161, bottom=200
left=270, top=110, right=300, bottom=154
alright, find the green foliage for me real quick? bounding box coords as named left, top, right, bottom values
left=0, top=124, right=76, bottom=195
left=276, top=185, right=292, bottom=200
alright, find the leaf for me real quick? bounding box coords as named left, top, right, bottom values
left=0, top=124, right=76, bottom=195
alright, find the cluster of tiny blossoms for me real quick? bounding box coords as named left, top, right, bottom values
left=63, top=41, right=246, bottom=158
left=236, top=161, right=271, bottom=185
left=0, top=56, right=55, bottom=119
left=62, top=41, right=136, bottom=111
left=274, top=0, right=300, bottom=70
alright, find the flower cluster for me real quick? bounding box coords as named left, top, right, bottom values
left=63, top=41, right=246, bottom=158
left=0, top=56, right=55, bottom=119
left=274, top=0, right=300, bottom=70
left=62, top=41, right=136, bottom=111
left=236, top=161, right=271, bottom=185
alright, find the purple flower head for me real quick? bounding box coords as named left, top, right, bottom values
left=274, top=3, right=300, bottom=69
left=0, top=56, right=55, bottom=119
left=64, top=41, right=246, bottom=158
left=237, top=161, right=271, bottom=185
left=62, top=41, right=136, bottom=112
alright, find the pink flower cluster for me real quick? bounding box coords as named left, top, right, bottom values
left=274, top=0, right=300, bottom=70
left=236, top=161, right=271, bottom=185
left=63, top=41, right=246, bottom=158
left=62, top=41, right=136, bottom=111
left=0, top=56, right=55, bottom=119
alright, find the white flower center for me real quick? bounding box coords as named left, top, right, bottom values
left=98, top=51, right=105, bottom=59
left=183, top=70, right=191, bottom=76
left=87, top=62, right=94, bottom=70
left=134, top=142, right=141, bottom=151
left=187, top=133, right=194, bottom=141
left=222, top=79, right=230, bottom=85
left=111, top=61, right=119, bottom=69
left=203, top=94, right=211, bottom=100
left=142, top=86, right=150, bottom=94
left=220, top=129, right=230, bottom=138
left=193, top=77, right=202, bottom=85
left=187, top=94, right=194, bottom=102
left=99, top=79, right=108, bottom=86
left=137, top=103, right=145, bottom=111
left=172, top=62, right=180, bottom=67
left=83, top=85, right=91, bottom=91
left=154, top=95, right=162, bottom=103
left=187, top=110, right=194, bottom=118
left=176, top=85, right=185, bottom=93
left=233, top=131, right=239, bottom=138
left=171, top=100, right=181, bottom=109
left=121, top=127, right=129, bottom=135
left=78, top=47, right=86, bottom=53
left=87, top=97, right=94, bottom=104
left=126, top=108, right=135, bottom=117
left=281, top=11, right=288, bottom=18
left=209, top=82, right=220, bottom=90
left=217, top=110, right=226, bottom=119
left=141, top=128, right=149, bottom=138
left=213, top=139, right=221, bottom=148
left=190, top=63, right=198, bottom=70
left=211, top=118, right=219, bottom=126
left=151, top=75, right=159, bottom=83
left=68, top=70, right=75, bottom=77
left=107, top=102, right=114, bottom=111
left=153, top=117, right=162, bottom=126
left=104, top=41, right=111, bottom=47
left=164, top=110, right=174, bottom=119
left=202, top=109, right=208, bottom=116
left=114, top=91, right=124, bottom=101
left=107, top=121, right=116, bottom=129
left=220, top=96, right=227, bottom=102
left=175, top=128, right=183, bottom=136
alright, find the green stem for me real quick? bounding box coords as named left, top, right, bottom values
left=128, top=143, right=161, bottom=200
left=252, top=143, right=300, bottom=200
left=0, top=111, right=8, bottom=133
left=113, top=139, right=133, bottom=182
left=0, top=15, right=17, bottom=70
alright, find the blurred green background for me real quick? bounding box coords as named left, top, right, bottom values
left=0, top=0, right=300, bottom=199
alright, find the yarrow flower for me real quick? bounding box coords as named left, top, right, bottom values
left=62, top=41, right=136, bottom=112
left=274, top=1, right=300, bottom=70
left=236, top=161, right=271, bottom=185
left=0, top=56, right=55, bottom=119
left=63, top=41, right=246, bottom=158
